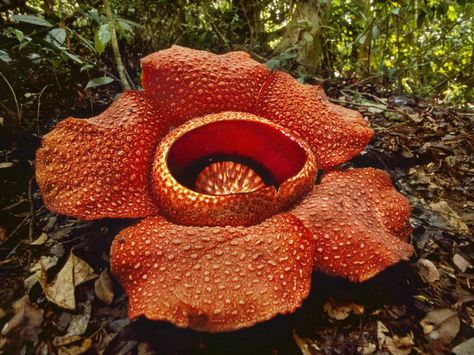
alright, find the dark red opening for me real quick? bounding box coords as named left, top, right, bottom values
left=167, top=120, right=308, bottom=190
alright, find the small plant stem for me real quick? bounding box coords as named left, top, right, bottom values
left=103, top=0, right=131, bottom=90
left=0, top=70, right=21, bottom=124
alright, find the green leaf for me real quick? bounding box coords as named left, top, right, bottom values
left=94, top=24, right=111, bottom=55
left=63, top=51, right=83, bottom=64
left=117, top=19, right=133, bottom=33
left=372, top=25, right=380, bottom=39
left=358, top=34, right=367, bottom=45
left=85, top=76, right=114, bottom=89
left=11, top=14, right=52, bottom=27
left=266, top=58, right=280, bottom=70
left=80, top=64, right=94, bottom=72
left=0, top=50, right=11, bottom=63
left=46, top=28, right=66, bottom=46
left=391, top=7, right=401, bottom=16
left=14, top=29, right=24, bottom=42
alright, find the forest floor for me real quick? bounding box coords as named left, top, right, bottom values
left=0, top=83, right=473, bottom=355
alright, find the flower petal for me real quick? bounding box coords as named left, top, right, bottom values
left=291, top=168, right=413, bottom=282
left=110, top=213, right=314, bottom=332
left=36, top=91, right=167, bottom=220
left=141, top=45, right=272, bottom=126
left=255, top=72, right=374, bottom=169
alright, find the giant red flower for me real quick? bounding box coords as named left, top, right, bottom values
left=36, top=46, right=413, bottom=332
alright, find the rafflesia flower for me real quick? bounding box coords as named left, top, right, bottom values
left=36, top=46, right=413, bottom=332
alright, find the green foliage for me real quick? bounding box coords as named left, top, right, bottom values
left=0, top=0, right=472, bottom=132
left=85, top=76, right=114, bottom=89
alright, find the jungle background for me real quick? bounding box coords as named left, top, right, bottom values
left=0, top=0, right=473, bottom=354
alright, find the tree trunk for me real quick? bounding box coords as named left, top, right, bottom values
left=276, top=0, right=331, bottom=75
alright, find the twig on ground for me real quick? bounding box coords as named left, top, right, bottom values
left=28, top=176, right=35, bottom=243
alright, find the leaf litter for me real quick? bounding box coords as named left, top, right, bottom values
left=0, top=83, right=473, bottom=354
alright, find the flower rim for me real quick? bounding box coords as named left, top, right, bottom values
left=151, top=111, right=317, bottom=227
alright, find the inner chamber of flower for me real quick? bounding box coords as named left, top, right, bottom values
left=152, top=112, right=317, bottom=227
left=166, top=119, right=309, bottom=196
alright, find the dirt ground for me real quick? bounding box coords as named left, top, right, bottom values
left=0, top=84, right=472, bottom=354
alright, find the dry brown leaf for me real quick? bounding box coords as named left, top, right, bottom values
left=377, top=321, right=389, bottom=349
left=324, top=299, right=364, bottom=321
left=430, top=201, right=470, bottom=234
left=453, top=254, right=472, bottom=272
left=24, top=256, right=58, bottom=291
left=0, top=226, right=6, bottom=243
left=357, top=342, right=376, bottom=355
left=421, top=309, right=460, bottom=345
left=30, top=232, right=48, bottom=245
left=57, top=337, right=92, bottom=355
left=453, top=337, right=474, bottom=355
left=94, top=269, right=114, bottom=305
left=385, top=334, right=414, bottom=355
left=39, top=252, right=97, bottom=310
left=292, top=329, right=320, bottom=355
left=416, top=258, right=440, bottom=283
left=0, top=296, right=44, bottom=351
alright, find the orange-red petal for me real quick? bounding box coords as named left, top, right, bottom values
left=151, top=112, right=317, bottom=227
left=291, top=168, right=413, bottom=282
left=141, top=45, right=272, bottom=126
left=141, top=46, right=373, bottom=169
left=110, top=213, right=314, bottom=332
left=35, top=91, right=167, bottom=220
left=255, top=72, right=374, bottom=169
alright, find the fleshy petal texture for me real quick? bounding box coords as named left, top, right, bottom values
left=141, top=45, right=272, bottom=126
left=36, top=91, right=167, bottom=219
left=142, top=46, right=373, bottom=169
left=291, top=168, right=413, bottom=282
left=255, top=72, right=374, bottom=169
left=151, top=112, right=317, bottom=226
left=110, top=214, right=315, bottom=332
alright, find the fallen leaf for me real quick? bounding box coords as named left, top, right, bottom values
left=137, top=342, right=156, bottom=355
left=0, top=226, right=6, bottom=243
left=453, top=254, right=472, bottom=272
left=57, top=337, right=92, bottom=355
left=385, top=334, right=414, bottom=355
left=54, top=301, right=91, bottom=348
left=416, top=258, right=440, bottom=283
left=0, top=162, right=13, bottom=169
left=66, top=301, right=91, bottom=337
left=324, top=299, right=364, bottom=321
left=30, top=232, right=48, bottom=245
left=292, top=329, right=320, bottom=355
left=0, top=296, right=44, bottom=351
left=421, top=309, right=460, bottom=344
left=357, top=342, right=376, bottom=355
left=39, top=252, right=97, bottom=310
left=24, top=256, right=58, bottom=291
left=454, top=294, right=474, bottom=308
left=94, top=269, right=114, bottom=305
left=377, top=321, right=389, bottom=349
left=430, top=201, right=470, bottom=234
left=453, top=337, right=474, bottom=355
